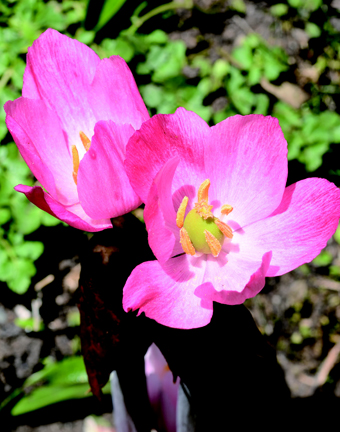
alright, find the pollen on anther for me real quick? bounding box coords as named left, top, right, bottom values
left=180, top=227, right=195, bottom=256
left=215, top=219, right=233, bottom=239
left=197, top=179, right=210, bottom=202
left=79, top=131, right=91, bottom=151
left=204, top=230, right=222, bottom=257
left=221, top=204, right=233, bottom=215
left=176, top=196, right=188, bottom=228
left=71, top=145, right=80, bottom=185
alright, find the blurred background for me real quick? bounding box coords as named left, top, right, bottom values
left=1, top=0, right=340, bottom=430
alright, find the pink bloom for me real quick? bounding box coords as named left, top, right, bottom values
left=123, top=108, right=340, bottom=329
left=145, top=343, right=179, bottom=432
left=5, top=29, right=149, bottom=231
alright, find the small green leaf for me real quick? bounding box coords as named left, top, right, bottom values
left=312, top=250, right=333, bottom=267
left=333, top=223, right=340, bottom=245
left=95, top=0, right=127, bottom=31
left=305, top=22, right=321, bottom=38
left=232, top=44, right=253, bottom=70
left=14, top=241, right=44, bottom=260
left=270, top=3, right=289, bottom=16
left=229, top=0, right=246, bottom=13
left=0, top=208, right=11, bottom=225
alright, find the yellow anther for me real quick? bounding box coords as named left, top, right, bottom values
left=79, top=131, right=91, bottom=151
left=176, top=196, right=189, bottom=228
left=215, top=219, right=233, bottom=239
left=71, top=145, right=80, bottom=185
left=180, top=227, right=196, bottom=256
left=221, top=204, right=233, bottom=216
left=197, top=179, right=210, bottom=202
left=204, top=230, right=222, bottom=257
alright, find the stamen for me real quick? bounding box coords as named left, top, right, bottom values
left=221, top=204, right=233, bottom=215
left=204, top=230, right=222, bottom=257
left=176, top=196, right=189, bottom=228
left=180, top=227, right=195, bottom=256
left=71, top=145, right=80, bottom=185
left=197, top=179, right=210, bottom=202
left=79, top=131, right=91, bottom=151
left=215, top=219, right=233, bottom=239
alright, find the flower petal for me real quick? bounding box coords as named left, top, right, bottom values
left=206, top=115, right=288, bottom=228
left=144, top=157, right=183, bottom=263
left=242, top=178, right=340, bottom=276
left=90, top=56, right=149, bottom=130
left=194, top=251, right=272, bottom=305
left=123, top=255, right=213, bottom=329
left=77, top=121, right=141, bottom=219
left=15, top=185, right=112, bottom=232
left=23, top=28, right=100, bottom=152
left=125, top=108, right=210, bottom=204
left=5, top=98, right=77, bottom=205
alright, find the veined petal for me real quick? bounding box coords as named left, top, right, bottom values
left=123, top=255, right=213, bottom=329
left=206, top=115, right=288, bottom=228
left=77, top=121, right=141, bottom=219
left=194, top=251, right=272, bottom=305
left=15, top=185, right=112, bottom=232
left=23, top=28, right=99, bottom=150
left=144, top=157, right=183, bottom=263
left=5, top=98, right=77, bottom=205
left=125, top=108, right=210, bottom=204
left=90, top=56, right=149, bottom=130
left=242, top=178, right=340, bottom=276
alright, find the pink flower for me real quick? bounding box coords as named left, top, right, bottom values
left=5, top=29, right=149, bottom=231
left=145, top=343, right=179, bottom=432
left=123, top=108, right=340, bottom=329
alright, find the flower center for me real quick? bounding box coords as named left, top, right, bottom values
left=176, top=179, right=233, bottom=258
left=71, top=131, right=91, bottom=185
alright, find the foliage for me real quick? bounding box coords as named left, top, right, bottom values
left=9, top=356, right=110, bottom=416
left=0, top=143, right=59, bottom=294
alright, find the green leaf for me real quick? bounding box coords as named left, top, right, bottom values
left=305, top=22, right=321, bottom=38
left=312, top=250, right=333, bottom=267
left=95, top=0, right=127, bottom=31
left=229, top=0, right=246, bottom=13
left=333, top=223, right=340, bottom=245
left=14, top=241, right=44, bottom=260
left=232, top=44, right=253, bottom=70
left=270, top=3, right=288, bottom=16
left=0, top=208, right=11, bottom=225
left=144, top=29, right=168, bottom=45
left=12, top=356, right=110, bottom=415
left=140, top=84, right=164, bottom=108
left=7, top=258, right=37, bottom=294
left=211, top=59, right=230, bottom=81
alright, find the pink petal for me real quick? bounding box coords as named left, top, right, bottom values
left=123, top=255, right=213, bottom=329
left=5, top=98, right=77, bottom=206
left=195, top=251, right=272, bottom=305
left=144, top=157, right=183, bottom=263
left=15, top=185, right=112, bottom=232
left=77, top=121, right=141, bottom=219
left=90, top=56, right=149, bottom=130
left=23, top=28, right=100, bottom=152
left=125, top=108, right=210, bottom=203
left=242, top=178, right=340, bottom=276
left=160, top=373, right=178, bottom=432
left=206, top=115, right=288, bottom=228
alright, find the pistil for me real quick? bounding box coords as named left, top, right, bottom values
left=176, top=179, right=234, bottom=257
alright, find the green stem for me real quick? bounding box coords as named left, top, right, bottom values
left=125, top=0, right=193, bottom=35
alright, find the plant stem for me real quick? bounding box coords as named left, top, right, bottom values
left=125, top=0, right=193, bottom=35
